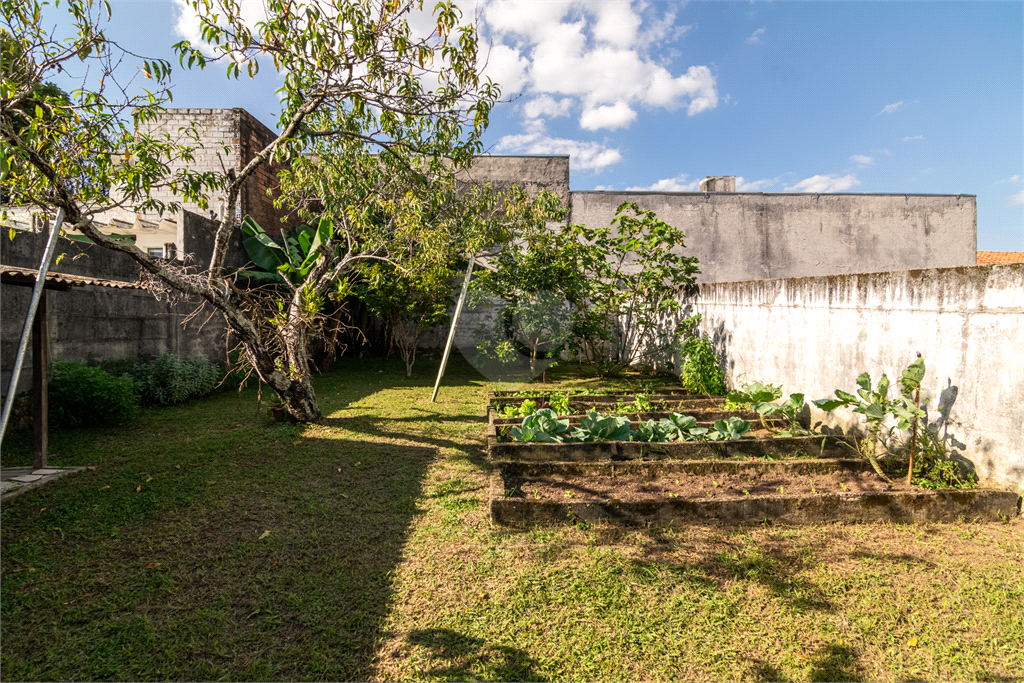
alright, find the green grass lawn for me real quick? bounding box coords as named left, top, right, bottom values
left=2, top=356, right=1021, bottom=682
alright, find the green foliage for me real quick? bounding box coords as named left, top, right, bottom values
left=814, top=359, right=929, bottom=480
left=501, top=400, right=537, bottom=419
left=48, top=361, right=139, bottom=427
left=570, top=410, right=633, bottom=442
left=236, top=215, right=335, bottom=287
left=629, top=419, right=671, bottom=443
left=893, top=427, right=977, bottom=490
left=707, top=417, right=754, bottom=441
left=679, top=337, right=726, bottom=395
left=753, top=392, right=814, bottom=437
left=727, top=382, right=783, bottom=405
left=2, top=0, right=222, bottom=216
left=548, top=393, right=572, bottom=416
left=510, top=409, right=570, bottom=443
left=355, top=259, right=457, bottom=377
left=565, top=202, right=701, bottom=372
left=658, top=413, right=709, bottom=441
left=126, top=353, right=222, bottom=406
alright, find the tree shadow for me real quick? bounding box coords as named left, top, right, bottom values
left=808, top=643, right=861, bottom=682
left=405, top=628, right=543, bottom=681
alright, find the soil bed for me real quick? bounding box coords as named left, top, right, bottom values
left=490, top=460, right=1021, bottom=527
left=508, top=467, right=899, bottom=502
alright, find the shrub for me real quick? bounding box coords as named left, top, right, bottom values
left=127, top=353, right=223, bottom=406
left=49, top=361, right=139, bottom=427
left=679, top=336, right=726, bottom=395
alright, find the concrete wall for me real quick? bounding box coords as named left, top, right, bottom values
left=570, top=191, right=977, bottom=283
left=680, top=264, right=1024, bottom=491
left=458, top=155, right=570, bottom=205
left=1, top=219, right=233, bottom=395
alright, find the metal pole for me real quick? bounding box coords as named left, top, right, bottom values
left=1, top=209, right=64, bottom=442
left=430, top=254, right=475, bottom=403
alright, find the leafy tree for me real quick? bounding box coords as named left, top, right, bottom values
left=565, top=202, right=700, bottom=375
left=468, top=189, right=586, bottom=379
left=355, top=260, right=458, bottom=378
left=472, top=200, right=701, bottom=378
left=2, top=0, right=498, bottom=422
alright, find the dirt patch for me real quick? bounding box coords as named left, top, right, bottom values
left=509, top=469, right=912, bottom=502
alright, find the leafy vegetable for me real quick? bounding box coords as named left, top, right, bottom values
left=707, top=417, right=753, bottom=441
left=630, top=419, right=671, bottom=442
left=510, top=408, right=571, bottom=443
left=727, top=382, right=783, bottom=405
left=570, top=410, right=633, bottom=442
left=658, top=413, right=709, bottom=441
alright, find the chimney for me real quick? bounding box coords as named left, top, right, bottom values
left=699, top=176, right=736, bottom=192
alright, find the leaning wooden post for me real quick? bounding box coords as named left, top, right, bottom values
left=0, top=209, right=63, bottom=443
left=430, top=255, right=475, bottom=403
left=32, top=288, right=49, bottom=469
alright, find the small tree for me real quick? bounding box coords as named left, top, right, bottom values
left=469, top=189, right=587, bottom=379
left=2, top=0, right=498, bottom=422
left=355, top=261, right=457, bottom=377
left=565, top=202, right=700, bottom=375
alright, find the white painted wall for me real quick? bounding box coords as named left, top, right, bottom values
left=680, top=264, right=1024, bottom=491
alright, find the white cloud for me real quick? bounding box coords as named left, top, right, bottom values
left=580, top=101, right=637, bottom=131
left=736, top=176, right=774, bottom=191
left=495, top=133, right=622, bottom=170
left=1010, top=190, right=1024, bottom=206
left=879, top=101, right=903, bottom=114
left=995, top=175, right=1022, bottom=183
left=482, top=0, right=718, bottom=132
left=850, top=155, right=874, bottom=167
left=903, top=135, right=925, bottom=141
left=784, top=174, right=860, bottom=193
left=481, top=44, right=531, bottom=96
left=625, top=174, right=699, bottom=192
left=746, top=27, right=766, bottom=44
left=522, top=95, right=573, bottom=120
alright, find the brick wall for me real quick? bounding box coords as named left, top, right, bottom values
left=131, top=108, right=291, bottom=237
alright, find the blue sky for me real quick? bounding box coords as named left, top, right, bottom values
left=50, top=1, right=1024, bottom=250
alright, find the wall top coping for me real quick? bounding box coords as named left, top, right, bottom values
left=575, top=190, right=977, bottom=199
left=474, top=154, right=570, bottom=159
left=685, top=262, right=1020, bottom=289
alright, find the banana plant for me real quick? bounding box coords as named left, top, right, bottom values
left=658, top=413, right=709, bottom=441
left=570, top=410, right=633, bottom=442
left=236, top=215, right=334, bottom=287
left=707, top=417, right=754, bottom=441
left=511, top=408, right=570, bottom=443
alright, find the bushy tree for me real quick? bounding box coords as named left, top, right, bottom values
left=2, top=0, right=498, bottom=422
left=472, top=200, right=701, bottom=377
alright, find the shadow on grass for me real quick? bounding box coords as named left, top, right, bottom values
left=809, top=643, right=861, bottom=682
left=405, top=628, right=542, bottom=681
left=1, top=433, right=441, bottom=681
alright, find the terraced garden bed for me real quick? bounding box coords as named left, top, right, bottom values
left=484, top=391, right=1019, bottom=527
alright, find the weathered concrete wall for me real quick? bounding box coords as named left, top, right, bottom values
left=1, top=225, right=231, bottom=395
left=458, top=155, right=570, bottom=204
left=681, top=264, right=1024, bottom=491
left=571, top=191, right=977, bottom=283
left=130, top=108, right=290, bottom=236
